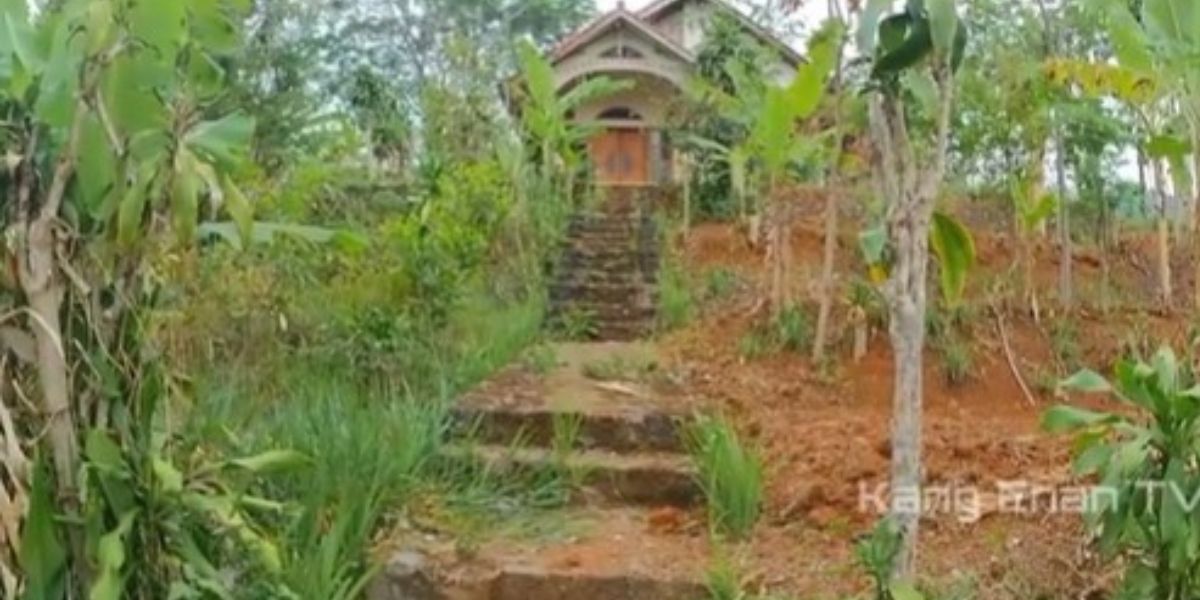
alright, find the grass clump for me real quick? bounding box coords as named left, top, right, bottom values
left=737, top=304, right=814, bottom=359
left=659, top=258, right=696, bottom=332
left=686, top=415, right=763, bottom=540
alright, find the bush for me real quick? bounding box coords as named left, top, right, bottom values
left=737, top=304, right=814, bottom=359
left=1045, top=347, right=1200, bottom=599
left=659, top=259, right=696, bottom=332
left=686, top=415, right=763, bottom=539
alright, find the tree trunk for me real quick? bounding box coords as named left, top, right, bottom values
left=1192, top=136, right=1200, bottom=311
left=1054, top=131, right=1072, bottom=309
left=886, top=195, right=930, bottom=578
left=813, top=187, right=838, bottom=363
left=870, top=85, right=949, bottom=581
left=1154, top=158, right=1174, bottom=309
left=813, top=1, right=848, bottom=364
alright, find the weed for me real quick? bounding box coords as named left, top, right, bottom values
left=659, top=258, right=696, bottom=332
left=737, top=304, right=814, bottom=359
left=848, top=277, right=888, bottom=328
left=582, top=353, right=657, bottom=382
left=523, top=343, right=560, bottom=374
left=552, top=308, right=598, bottom=341
left=1048, top=318, right=1081, bottom=370
left=706, top=556, right=747, bottom=600
left=939, top=335, right=974, bottom=385
left=686, top=415, right=763, bottom=540
left=855, top=519, right=906, bottom=600
left=773, top=305, right=814, bottom=352
left=1047, top=346, right=1200, bottom=598
left=738, top=329, right=772, bottom=360
left=703, top=267, right=741, bottom=303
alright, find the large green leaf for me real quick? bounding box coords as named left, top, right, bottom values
left=130, top=0, right=185, bottom=58
left=789, top=19, right=843, bottom=120
left=20, top=457, right=67, bottom=600
left=89, top=510, right=138, bottom=600
left=929, top=211, right=975, bottom=306
left=1143, top=0, right=1200, bottom=48
left=220, top=175, right=254, bottom=245
left=857, top=0, right=896, bottom=53
left=227, top=449, right=310, bottom=474
left=873, top=14, right=934, bottom=78
left=1042, top=404, right=1117, bottom=433
left=1102, top=0, right=1155, bottom=72
left=185, top=113, right=255, bottom=168
left=927, top=0, right=958, bottom=56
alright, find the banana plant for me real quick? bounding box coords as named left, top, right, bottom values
left=1090, top=0, right=1200, bottom=309
left=0, top=0, right=309, bottom=596
left=1046, top=347, right=1200, bottom=598
left=513, top=39, right=632, bottom=202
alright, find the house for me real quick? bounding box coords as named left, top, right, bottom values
left=548, top=0, right=801, bottom=186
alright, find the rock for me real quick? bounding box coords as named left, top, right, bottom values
left=369, top=550, right=444, bottom=600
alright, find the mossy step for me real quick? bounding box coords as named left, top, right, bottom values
left=446, top=445, right=701, bottom=508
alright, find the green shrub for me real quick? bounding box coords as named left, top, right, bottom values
left=939, top=335, right=974, bottom=385
left=686, top=416, right=763, bottom=539
left=855, top=519, right=926, bottom=600
left=773, top=305, right=813, bottom=352
left=1045, top=347, right=1200, bottom=599
left=737, top=304, right=814, bottom=359
left=703, top=267, right=741, bottom=303
left=659, top=260, right=696, bottom=332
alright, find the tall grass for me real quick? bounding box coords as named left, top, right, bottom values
left=685, top=415, right=764, bottom=540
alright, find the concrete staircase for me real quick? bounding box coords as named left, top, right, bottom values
left=370, top=343, right=708, bottom=600
left=548, top=189, right=661, bottom=341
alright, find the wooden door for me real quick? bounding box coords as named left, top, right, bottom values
left=590, top=128, right=649, bottom=185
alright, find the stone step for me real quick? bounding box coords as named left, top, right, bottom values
left=369, top=508, right=708, bottom=600
left=449, top=445, right=701, bottom=508
left=452, top=404, right=687, bottom=454
left=550, top=285, right=651, bottom=305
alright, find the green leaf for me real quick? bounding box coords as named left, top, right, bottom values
left=858, top=0, right=895, bottom=53
left=116, top=178, right=148, bottom=248
left=185, top=113, right=255, bottom=169
left=859, top=225, right=888, bottom=265
left=130, top=0, right=185, bottom=57
left=902, top=70, right=938, bottom=116
left=89, top=510, right=138, bottom=600
left=220, top=176, right=254, bottom=245
left=873, top=15, right=933, bottom=78
left=927, top=0, right=958, bottom=55
left=20, top=457, right=67, bottom=600
left=1059, top=369, right=1113, bottom=393
left=1042, top=404, right=1117, bottom=433
left=152, top=458, right=184, bottom=493
left=789, top=19, right=844, bottom=119
left=172, top=161, right=201, bottom=245
left=1143, top=0, right=1199, bottom=47
left=1103, top=0, right=1155, bottom=72
left=929, top=211, right=975, bottom=306
left=1146, top=134, right=1192, bottom=159
left=5, top=11, right=41, bottom=74
left=227, top=449, right=310, bottom=474
left=890, top=583, right=926, bottom=600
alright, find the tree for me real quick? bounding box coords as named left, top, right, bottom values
left=1091, top=0, right=1200, bottom=311
left=859, top=0, right=968, bottom=580
left=0, top=1, right=293, bottom=596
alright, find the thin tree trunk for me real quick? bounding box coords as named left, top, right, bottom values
left=1154, top=158, right=1174, bottom=309
left=871, top=76, right=952, bottom=578
left=1054, top=131, right=1072, bottom=309
left=1192, top=133, right=1200, bottom=311
left=812, top=0, right=848, bottom=364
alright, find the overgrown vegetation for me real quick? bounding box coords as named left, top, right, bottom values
left=1046, top=347, right=1200, bottom=598
left=686, top=415, right=764, bottom=540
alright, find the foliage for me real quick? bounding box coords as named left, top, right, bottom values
left=856, top=519, right=927, bottom=600
left=659, top=258, right=697, bottom=332
left=685, top=415, right=764, bottom=540
left=1045, top=347, right=1200, bottom=599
